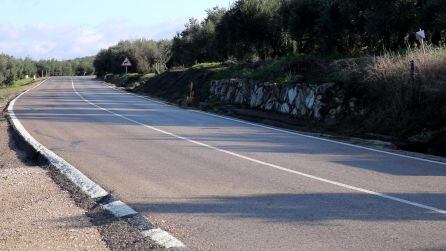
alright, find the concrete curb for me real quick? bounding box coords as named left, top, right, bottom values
left=6, top=78, right=191, bottom=251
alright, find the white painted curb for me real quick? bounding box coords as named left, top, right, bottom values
left=142, top=228, right=190, bottom=250
left=103, top=200, right=137, bottom=218
left=6, top=78, right=191, bottom=251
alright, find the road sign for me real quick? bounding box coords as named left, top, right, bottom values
left=122, top=57, right=132, bottom=76
left=415, top=29, right=426, bottom=54
left=122, top=57, right=132, bottom=67
left=416, top=29, right=425, bottom=40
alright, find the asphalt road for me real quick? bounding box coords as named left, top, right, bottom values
left=13, top=76, right=446, bottom=250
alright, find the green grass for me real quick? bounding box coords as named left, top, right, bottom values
left=141, top=73, right=156, bottom=81
left=194, top=55, right=336, bottom=84
left=0, top=78, right=39, bottom=110
left=0, top=78, right=36, bottom=100
left=191, top=62, right=224, bottom=69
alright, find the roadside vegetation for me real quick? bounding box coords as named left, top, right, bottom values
left=0, top=78, right=34, bottom=96
left=0, top=78, right=41, bottom=109
left=0, top=55, right=94, bottom=87
left=94, top=0, right=446, bottom=156
left=93, top=40, right=171, bottom=77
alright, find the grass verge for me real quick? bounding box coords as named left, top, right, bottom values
left=0, top=78, right=40, bottom=107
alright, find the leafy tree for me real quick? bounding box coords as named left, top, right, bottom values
left=364, top=0, right=420, bottom=51
left=94, top=39, right=172, bottom=77
left=280, top=0, right=323, bottom=53
left=217, top=0, right=286, bottom=60
left=98, top=0, right=446, bottom=70
left=171, top=7, right=226, bottom=66
left=0, top=53, right=93, bottom=86
left=421, top=0, right=446, bottom=45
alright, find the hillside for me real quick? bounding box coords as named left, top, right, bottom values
left=102, top=47, right=446, bottom=157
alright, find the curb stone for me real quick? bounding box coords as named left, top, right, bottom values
left=6, top=78, right=191, bottom=251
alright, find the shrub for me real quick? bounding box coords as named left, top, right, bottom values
left=339, top=47, right=446, bottom=137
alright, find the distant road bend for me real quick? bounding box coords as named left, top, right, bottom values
left=13, top=77, right=446, bottom=250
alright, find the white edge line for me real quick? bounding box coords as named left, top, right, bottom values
left=99, top=80, right=446, bottom=166
left=8, top=77, right=189, bottom=250
left=72, top=78, right=190, bottom=249
left=76, top=79, right=446, bottom=215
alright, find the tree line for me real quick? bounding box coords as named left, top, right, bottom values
left=0, top=55, right=36, bottom=85
left=93, top=39, right=172, bottom=77
left=171, top=0, right=446, bottom=66
left=3, top=0, right=445, bottom=83
left=36, top=57, right=95, bottom=77
left=0, top=54, right=95, bottom=86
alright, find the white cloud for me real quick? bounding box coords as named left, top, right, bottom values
left=0, top=18, right=189, bottom=60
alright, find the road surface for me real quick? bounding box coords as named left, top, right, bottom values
left=13, top=77, right=446, bottom=250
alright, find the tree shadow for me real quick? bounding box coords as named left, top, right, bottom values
left=14, top=77, right=446, bottom=178
left=128, top=193, right=446, bottom=223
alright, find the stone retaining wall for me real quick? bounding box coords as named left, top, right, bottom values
left=210, top=79, right=358, bottom=121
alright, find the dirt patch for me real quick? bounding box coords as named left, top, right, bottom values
left=2, top=102, right=163, bottom=250
left=0, top=120, right=108, bottom=250
left=45, top=165, right=162, bottom=251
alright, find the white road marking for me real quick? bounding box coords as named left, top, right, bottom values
left=11, top=77, right=189, bottom=250
left=194, top=111, right=446, bottom=165
left=100, top=80, right=446, bottom=166
left=72, top=78, right=446, bottom=215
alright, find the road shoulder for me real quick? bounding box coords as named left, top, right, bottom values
left=1, top=80, right=163, bottom=250
left=0, top=118, right=109, bottom=250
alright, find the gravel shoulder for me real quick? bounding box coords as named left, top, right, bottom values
left=0, top=118, right=109, bottom=250
left=1, top=82, right=162, bottom=251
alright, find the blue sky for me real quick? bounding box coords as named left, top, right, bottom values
left=0, top=0, right=233, bottom=59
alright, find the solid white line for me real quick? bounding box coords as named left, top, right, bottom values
left=72, top=79, right=446, bottom=215
left=193, top=111, right=446, bottom=165
left=99, top=80, right=446, bottom=166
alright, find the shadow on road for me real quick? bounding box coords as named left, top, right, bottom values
left=13, top=80, right=446, bottom=178
left=127, top=193, right=446, bottom=223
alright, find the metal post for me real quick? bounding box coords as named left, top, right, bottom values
left=121, top=57, right=132, bottom=78
left=410, top=60, right=415, bottom=82
left=421, top=39, right=425, bottom=54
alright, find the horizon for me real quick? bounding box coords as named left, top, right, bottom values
left=0, top=0, right=233, bottom=60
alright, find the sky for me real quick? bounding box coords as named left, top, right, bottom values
left=0, top=0, right=233, bottom=60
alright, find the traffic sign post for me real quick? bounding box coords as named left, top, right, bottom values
left=416, top=29, right=426, bottom=54
left=410, top=60, right=416, bottom=84
left=121, top=57, right=132, bottom=77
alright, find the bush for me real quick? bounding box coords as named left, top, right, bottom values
left=94, top=40, right=172, bottom=77
left=338, top=47, right=446, bottom=138
left=168, top=0, right=446, bottom=66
